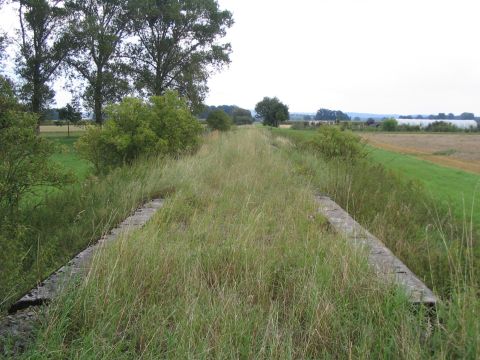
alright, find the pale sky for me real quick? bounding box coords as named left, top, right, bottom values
left=1, top=0, right=480, bottom=115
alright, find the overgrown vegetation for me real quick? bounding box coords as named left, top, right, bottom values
left=303, top=126, right=367, bottom=162
left=5, top=128, right=475, bottom=358
left=273, top=127, right=478, bottom=294
left=206, top=109, right=232, bottom=131
left=425, top=121, right=461, bottom=132
left=0, top=153, right=174, bottom=313
left=76, top=92, right=202, bottom=173
left=0, top=87, right=201, bottom=313
left=16, top=129, right=431, bottom=358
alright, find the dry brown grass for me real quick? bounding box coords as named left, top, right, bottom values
left=40, top=125, right=86, bottom=133
left=360, top=133, right=480, bottom=174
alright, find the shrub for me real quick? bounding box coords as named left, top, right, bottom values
left=304, top=126, right=366, bottom=162
left=425, top=121, right=459, bottom=132
left=233, top=115, right=253, bottom=125
left=0, top=101, right=71, bottom=217
left=76, top=92, right=202, bottom=173
left=232, top=107, right=253, bottom=125
left=397, top=124, right=421, bottom=132
left=206, top=110, right=232, bottom=131
left=291, top=121, right=313, bottom=130
left=381, top=118, right=398, bottom=131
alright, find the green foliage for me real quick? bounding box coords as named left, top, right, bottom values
left=273, top=127, right=479, bottom=292
left=206, top=109, right=232, bottom=131
left=16, top=129, right=423, bottom=358
left=426, top=121, right=460, bottom=132
left=255, top=97, right=289, bottom=127
left=381, top=118, right=398, bottom=131
left=291, top=121, right=309, bottom=130
left=127, top=0, right=234, bottom=111
left=0, top=93, right=71, bottom=216
left=0, top=154, right=171, bottom=313
left=397, top=124, right=421, bottom=132
left=315, top=108, right=350, bottom=121
left=232, top=107, right=253, bottom=125
left=65, top=0, right=131, bottom=123
left=76, top=92, right=202, bottom=173
left=58, top=103, right=82, bottom=123
left=16, top=0, right=70, bottom=114
left=0, top=86, right=73, bottom=308
left=199, top=105, right=253, bottom=125
left=304, top=126, right=366, bottom=162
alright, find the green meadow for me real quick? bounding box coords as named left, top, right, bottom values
left=369, top=147, right=480, bottom=227
left=274, top=128, right=480, bottom=227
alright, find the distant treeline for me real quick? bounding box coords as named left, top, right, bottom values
left=314, top=108, right=350, bottom=121
left=199, top=105, right=254, bottom=125
left=399, top=112, right=477, bottom=120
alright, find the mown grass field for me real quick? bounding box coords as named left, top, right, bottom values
left=4, top=128, right=477, bottom=358
left=369, top=147, right=480, bottom=226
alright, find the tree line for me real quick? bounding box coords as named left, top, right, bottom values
left=199, top=105, right=254, bottom=125
left=0, top=0, right=233, bottom=124
left=399, top=112, right=476, bottom=120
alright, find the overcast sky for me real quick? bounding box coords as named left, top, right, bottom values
left=206, top=0, right=480, bottom=114
left=1, top=0, right=480, bottom=115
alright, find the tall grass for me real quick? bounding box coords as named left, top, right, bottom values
left=273, top=128, right=479, bottom=358
left=0, top=156, right=173, bottom=313
left=16, top=129, right=432, bottom=358
left=273, top=127, right=478, bottom=293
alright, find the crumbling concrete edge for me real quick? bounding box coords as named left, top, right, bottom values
left=316, top=195, right=438, bottom=306
left=0, top=198, right=164, bottom=352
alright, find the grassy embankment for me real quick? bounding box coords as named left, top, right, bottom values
left=272, top=128, right=480, bottom=291
left=8, top=128, right=477, bottom=358
left=0, top=128, right=173, bottom=313
left=14, top=129, right=430, bottom=358
left=275, top=128, right=480, bottom=227
left=273, top=126, right=478, bottom=352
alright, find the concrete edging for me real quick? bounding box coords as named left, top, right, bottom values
left=316, top=195, right=437, bottom=306
left=0, top=198, right=164, bottom=352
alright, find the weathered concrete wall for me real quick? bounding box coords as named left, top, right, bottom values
left=316, top=196, right=437, bottom=306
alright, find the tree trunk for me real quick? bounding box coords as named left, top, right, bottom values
left=94, top=69, right=103, bottom=124
left=32, top=69, right=42, bottom=134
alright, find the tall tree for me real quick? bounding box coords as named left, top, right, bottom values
left=16, top=0, right=70, bottom=116
left=127, top=0, right=233, bottom=112
left=0, top=0, right=7, bottom=68
left=315, top=108, right=350, bottom=121
left=255, top=97, right=289, bottom=127
left=65, top=0, right=131, bottom=123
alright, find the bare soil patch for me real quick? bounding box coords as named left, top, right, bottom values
left=360, top=133, right=480, bottom=174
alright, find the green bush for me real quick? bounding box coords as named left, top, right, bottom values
left=206, top=110, right=232, bottom=131
left=304, top=126, right=367, bottom=162
left=0, top=78, right=73, bottom=307
left=381, top=118, right=398, bottom=131
left=397, top=124, right=421, bottom=132
left=425, top=121, right=459, bottom=132
left=76, top=92, right=202, bottom=173
left=0, top=99, right=71, bottom=217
